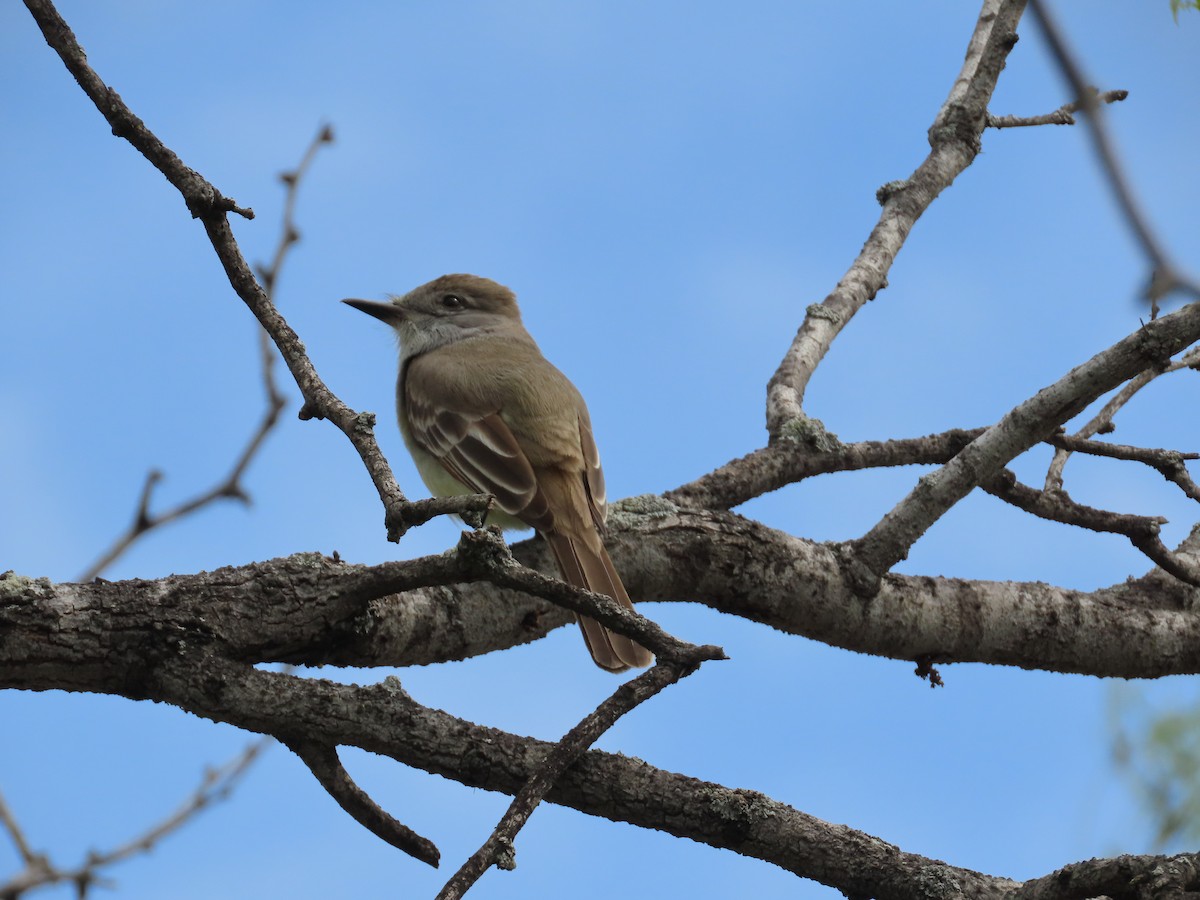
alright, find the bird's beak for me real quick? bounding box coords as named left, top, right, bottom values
left=342, top=298, right=405, bottom=325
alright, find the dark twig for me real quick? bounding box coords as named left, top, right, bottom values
left=0, top=739, right=269, bottom=899
left=452, top=529, right=726, bottom=665
left=1048, top=434, right=1200, bottom=504
left=75, top=126, right=336, bottom=582
left=0, top=792, right=39, bottom=868
left=1044, top=345, right=1200, bottom=493
left=983, top=469, right=1200, bottom=587
left=1027, top=0, right=1200, bottom=313
left=285, top=738, right=439, bottom=867
left=986, top=87, right=1127, bottom=128
left=847, top=299, right=1200, bottom=597
left=22, top=0, right=482, bottom=542
left=435, top=659, right=702, bottom=899
left=21, top=0, right=252, bottom=221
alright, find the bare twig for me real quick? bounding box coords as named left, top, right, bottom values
left=1044, top=345, right=1200, bottom=492
left=982, top=469, right=1200, bottom=586
left=846, top=299, right=1200, bottom=596
left=0, top=739, right=269, bottom=899
left=22, top=0, right=487, bottom=542
left=450, top=529, right=726, bottom=664
left=76, top=126, right=336, bottom=582
left=986, top=87, right=1127, bottom=128
left=764, top=0, right=1026, bottom=436
left=285, top=738, right=439, bottom=867
left=1048, top=433, right=1200, bottom=504
left=0, top=793, right=39, bottom=868
left=435, top=659, right=702, bottom=899
left=1027, top=0, right=1200, bottom=313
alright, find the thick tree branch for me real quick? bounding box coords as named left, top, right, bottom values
left=6, top=508, right=1200, bottom=681
left=765, top=0, right=1026, bottom=435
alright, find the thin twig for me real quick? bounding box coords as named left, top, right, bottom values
left=1027, top=0, right=1200, bottom=313
left=0, top=793, right=39, bottom=867
left=435, top=658, right=706, bottom=900
left=0, top=739, right=269, bottom=899
left=1048, top=434, right=1200, bottom=504
left=986, top=87, right=1127, bottom=128
left=1044, top=345, right=1200, bottom=493
left=76, top=126, right=335, bottom=582
left=22, top=0, right=484, bottom=542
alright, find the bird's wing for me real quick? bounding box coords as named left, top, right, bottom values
left=577, top=414, right=607, bottom=530
left=404, top=379, right=555, bottom=532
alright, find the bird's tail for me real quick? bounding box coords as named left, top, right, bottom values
left=544, top=531, right=654, bottom=672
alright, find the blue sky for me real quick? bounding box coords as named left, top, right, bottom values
left=2, top=2, right=1198, bottom=898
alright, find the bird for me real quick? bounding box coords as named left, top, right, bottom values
left=343, top=274, right=653, bottom=672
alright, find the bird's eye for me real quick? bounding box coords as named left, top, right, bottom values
left=441, top=294, right=465, bottom=310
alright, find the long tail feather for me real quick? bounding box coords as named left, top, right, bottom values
left=544, top=531, right=654, bottom=671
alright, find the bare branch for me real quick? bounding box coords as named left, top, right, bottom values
left=0, top=739, right=269, bottom=899
left=75, top=125, right=336, bottom=582
left=1027, top=0, right=1200, bottom=312
left=436, top=659, right=701, bottom=899
left=986, top=87, right=1127, bottom=128
left=765, top=0, right=1026, bottom=435
left=981, top=469, right=1200, bottom=586
left=847, top=303, right=1200, bottom=596
left=1044, top=345, right=1200, bottom=492
left=21, top=0, right=486, bottom=542
left=1012, top=852, right=1200, bottom=899
left=285, top=739, right=439, bottom=868
left=666, top=427, right=985, bottom=511
left=0, top=792, right=39, bottom=868
left=1048, top=433, right=1200, bottom=504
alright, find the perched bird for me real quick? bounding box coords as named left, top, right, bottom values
left=343, top=274, right=653, bottom=672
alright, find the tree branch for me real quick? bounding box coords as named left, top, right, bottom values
left=1044, top=344, right=1200, bottom=492
left=765, top=0, right=1026, bottom=435
left=436, top=659, right=699, bottom=899
left=0, top=739, right=269, bottom=899
left=21, top=0, right=488, bottom=542
left=986, top=86, right=1127, bottom=128
left=1027, top=0, right=1200, bottom=311
left=285, top=739, right=439, bottom=868
left=848, top=304, right=1200, bottom=596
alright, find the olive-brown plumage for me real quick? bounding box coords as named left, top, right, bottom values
left=344, top=274, right=652, bottom=672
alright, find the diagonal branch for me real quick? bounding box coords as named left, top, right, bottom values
left=0, top=738, right=269, bottom=899
left=1048, top=433, right=1200, bottom=504
left=1044, top=344, right=1200, bottom=492
left=847, top=303, right=1200, bottom=596
left=76, top=126, right=333, bottom=582
left=21, top=0, right=488, bottom=542
left=436, top=658, right=703, bottom=899
left=285, top=738, right=439, bottom=867
left=765, top=0, right=1026, bottom=436
left=1027, top=0, right=1200, bottom=311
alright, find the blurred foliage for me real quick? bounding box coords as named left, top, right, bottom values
left=1170, top=0, right=1200, bottom=21
left=1110, top=684, right=1200, bottom=848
